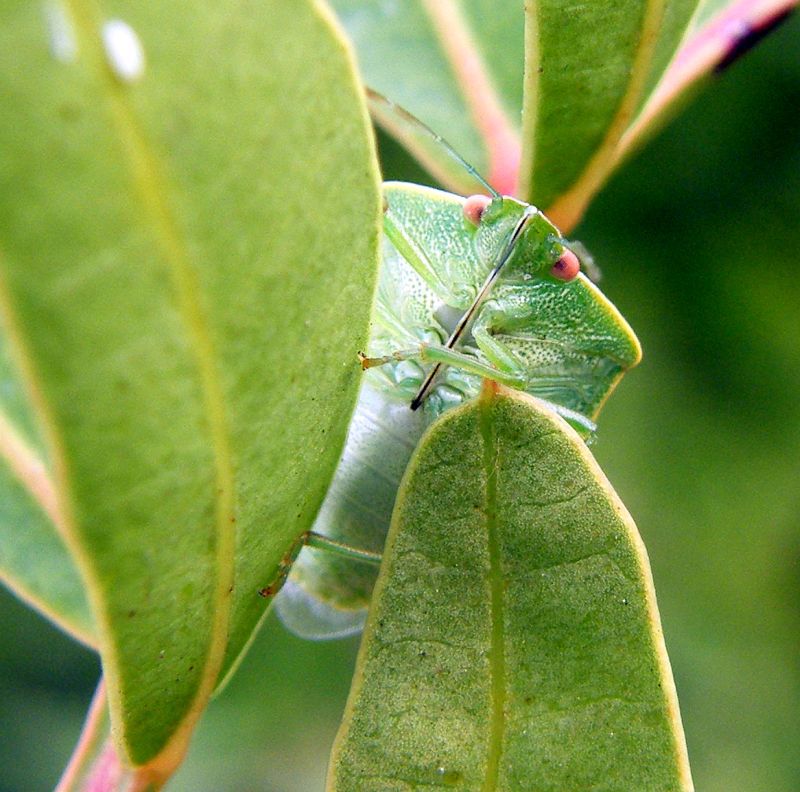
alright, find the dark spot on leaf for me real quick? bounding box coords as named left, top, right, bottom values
left=58, top=103, right=81, bottom=121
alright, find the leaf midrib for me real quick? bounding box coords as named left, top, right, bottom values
left=519, top=0, right=541, bottom=202
left=480, top=391, right=505, bottom=791
left=63, top=0, right=237, bottom=769
left=0, top=404, right=59, bottom=526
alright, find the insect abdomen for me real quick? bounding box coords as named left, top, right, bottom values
left=275, top=380, right=427, bottom=638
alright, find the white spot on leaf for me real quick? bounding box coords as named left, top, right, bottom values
left=43, top=1, right=78, bottom=63
left=102, top=19, right=145, bottom=83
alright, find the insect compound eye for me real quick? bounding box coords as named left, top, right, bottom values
left=462, top=194, right=492, bottom=226
left=550, top=249, right=580, bottom=281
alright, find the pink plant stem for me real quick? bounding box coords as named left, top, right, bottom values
left=422, top=0, right=521, bottom=196
left=55, top=680, right=114, bottom=792
left=622, top=0, right=798, bottom=151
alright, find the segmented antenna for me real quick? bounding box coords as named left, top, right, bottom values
left=367, top=88, right=500, bottom=200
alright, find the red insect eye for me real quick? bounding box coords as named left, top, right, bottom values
left=463, top=194, right=492, bottom=226
left=550, top=249, right=580, bottom=281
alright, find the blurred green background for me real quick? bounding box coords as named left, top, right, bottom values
left=1, top=13, right=798, bottom=792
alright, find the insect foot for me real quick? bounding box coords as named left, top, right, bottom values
left=257, top=531, right=309, bottom=599
left=358, top=350, right=384, bottom=370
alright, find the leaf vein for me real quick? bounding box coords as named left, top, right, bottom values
left=64, top=0, right=237, bottom=770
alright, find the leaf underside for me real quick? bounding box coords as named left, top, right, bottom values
left=0, top=321, right=94, bottom=644
left=329, top=387, right=692, bottom=791
left=0, top=0, right=380, bottom=772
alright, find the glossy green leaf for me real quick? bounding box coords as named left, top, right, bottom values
left=330, top=387, right=692, bottom=791
left=0, top=0, right=380, bottom=778
left=528, top=0, right=700, bottom=229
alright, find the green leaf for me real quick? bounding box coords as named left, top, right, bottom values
left=330, top=386, right=692, bottom=791
left=0, top=322, right=94, bottom=645
left=692, top=0, right=750, bottom=26
left=0, top=0, right=380, bottom=777
left=0, top=455, right=94, bottom=645
left=528, top=0, right=700, bottom=229
left=331, top=0, right=524, bottom=195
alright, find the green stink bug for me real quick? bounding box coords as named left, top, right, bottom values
left=274, top=104, right=641, bottom=639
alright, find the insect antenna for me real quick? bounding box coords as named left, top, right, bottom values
left=367, top=88, right=500, bottom=200
left=411, top=206, right=537, bottom=410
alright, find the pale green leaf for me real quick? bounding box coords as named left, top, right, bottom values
left=0, top=456, right=93, bottom=646
left=0, top=322, right=94, bottom=645
left=330, top=387, right=692, bottom=791
left=693, top=0, right=745, bottom=26
left=331, top=0, right=524, bottom=195
left=0, top=0, right=380, bottom=776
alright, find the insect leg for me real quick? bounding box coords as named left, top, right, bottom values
left=471, top=322, right=526, bottom=374
left=470, top=319, right=597, bottom=437
left=257, top=531, right=309, bottom=598
left=258, top=530, right=381, bottom=599
left=305, top=532, right=382, bottom=566
left=410, top=206, right=539, bottom=408
left=359, top=346, right=526, bottom=387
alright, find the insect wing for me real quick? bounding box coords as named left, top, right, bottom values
left=372, top=234, right=444, bottom=354
left=477, top=273, right=641, bottom=419
left=273, top=578, right=366, bottom=641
